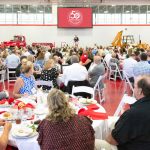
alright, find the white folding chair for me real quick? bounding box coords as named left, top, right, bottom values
left=72, top=86, right=94, bottom=99
left=93, top=75, right=106, bottom=104
left=36, top=81, right=53, bottom=88
left=114, top=94, right=136, bottom=117
left=0, top=70, right=6, bottom=90
left=33, top=63, right=42, bottom=71
left=109, top=62, right=122, bottom=81
left=7, top=64, right=18, bottom=83
left=103, top=59, right=109, bottom=78
left=123, top=70, right=134, bottom=93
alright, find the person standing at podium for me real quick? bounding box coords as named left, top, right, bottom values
left=74, top=35, right=79, bottom=47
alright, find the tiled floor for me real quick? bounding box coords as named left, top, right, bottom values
left=0, top=77, right=133, bottom=116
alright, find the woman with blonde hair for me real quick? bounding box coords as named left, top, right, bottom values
left=110, top=53, right=120, bottom=70
left=37, top=89, right=95, bottom=150
left=2, top=49, right=8, bottom=59
left=40, top=59, right=59, bottom=90
left=13, top=59, right=38, bottom=98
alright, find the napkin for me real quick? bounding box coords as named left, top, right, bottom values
left=120, top=65, right=123, bottom=69
left=0, top=111, right=6, bottom=114
left=86, top=104, right=100, bottom=110
left=0, top=98, right=15, bottom=105
left=26, top=103, right=35, bottom=109
left=78, top=108, right=108, bottom=120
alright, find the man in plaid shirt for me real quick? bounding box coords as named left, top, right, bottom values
left=133, top=53, right=150, bottom=78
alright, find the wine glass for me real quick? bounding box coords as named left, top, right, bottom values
left=23, top=109, right=28, bottom=126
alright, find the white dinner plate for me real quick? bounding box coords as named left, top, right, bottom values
left=79, top=98, right=97, bottom=106
left=34, top=109, right=47, bottom=115
left=15, top=127, right=33, bottom=137
left=12, top=128, right=38, bottom=139
left=0, top=105, right=11, bottom=108
left=0, top=113, right=15, bottom=121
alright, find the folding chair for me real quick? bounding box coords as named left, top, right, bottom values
left=93, top=74, right=106, bottom=104
left=33, top=63, right=42, bottom=71
left=0, top=70, right=6, bottom=90
left=103, top=59, right=109, bottom=78
left=114, top=94, right=136, bottom=117
left=36, top=81, right=53, bottom=89
left=123, top=70, right=134, bottom=93
left=109, top=62, right=122, bottom=81
left=72, top=86, right=94, bottom=99
left=7, top=64, right=18, bottom=83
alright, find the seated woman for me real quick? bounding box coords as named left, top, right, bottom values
left=40, top=59, right=59, bottom=90
left=1, top=49, right=8, bottom=61
left=13, top=59, right=38, bottom=99
left=37, top=89, right=95, bottom=150
left=36, top=49, right=45, bottom=68
left=66, top=50, right=73, bottom=65
left=80, top=51, right=94, bottom=70
left=0, top=120, right=12, bottom=150
left=110, top=53, right=120, bottom=70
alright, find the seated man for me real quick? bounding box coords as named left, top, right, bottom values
left=0, top=90, right=9, bottom=101
left=122, top=54, right=137, bottom=83
left=6, top=49, right=20, bottom=65
left=0, top=119, right=12, bottom=150
left=95, top=74, right=150, bottom=150
left=104, top=50, right=113, bottom=67
left=133, top=53, right=150, bottom=79
left=62, top=55, right=88, bottom=87
left=88, top=56, right=105, bottom=88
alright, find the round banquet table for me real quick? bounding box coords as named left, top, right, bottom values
left=0, top=99, right=109, bottom=150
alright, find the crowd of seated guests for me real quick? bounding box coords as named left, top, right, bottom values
left=1, top=42, right=150, bottom=149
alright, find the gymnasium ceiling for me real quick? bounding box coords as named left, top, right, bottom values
left=0, top=0, right=149, bottom=14
left=0, top=0, right=150, bottom=5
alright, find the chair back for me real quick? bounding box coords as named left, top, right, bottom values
left=72, top=86, right=94, bottom=99
left=123, top=70, right=134, bottom=92
left=7, top=64, right=18, bottom=68
left=93, top=76, right=102, bottom=91
left=114, top=94, right=136, bottom=117
left=33, top=63, right=42, bottom=71
left=36, top=81, right=53, bottom=88
left=0, top=70, right=6, bottom=89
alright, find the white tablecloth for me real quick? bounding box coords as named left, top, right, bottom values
left=0, top=100, right=109, bottom=150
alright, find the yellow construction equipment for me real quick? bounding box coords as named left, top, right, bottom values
left=112, top=30, right=150, bottom=50
left=137, top=43, right=150, bottom=50
left=111, top=30, right=123, bottom=47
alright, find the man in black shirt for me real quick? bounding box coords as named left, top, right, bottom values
left=95, top=74, right=150, bottom=150
left=74, top=35, right=79, bottom=46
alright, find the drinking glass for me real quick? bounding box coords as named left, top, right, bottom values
left=9, top=105, right=18, bottom=121
left=22, top=109, right=28, bottom=126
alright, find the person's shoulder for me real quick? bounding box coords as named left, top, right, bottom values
left=16, top=77, right=23, bottom=83
left=74, top=114, right=93, bottom=124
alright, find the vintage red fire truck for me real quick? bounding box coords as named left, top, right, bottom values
left=3, top=35, right=26, bottom=47
left=3, top=35, right=55, bottom=49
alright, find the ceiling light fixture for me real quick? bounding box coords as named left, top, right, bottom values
left=104, top=11, right=108, bottom=13
left=6, top=5, right=10, bottom=6
left=112, top=5, right=115, bottom=6
left=39, top=11, right=43, bottom=12
left=17, top=11, right=21, bottom=12
left=126, top=11, right=130, bottom=12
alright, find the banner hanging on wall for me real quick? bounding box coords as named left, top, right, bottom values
left=58, top=8, right=93, bottom=28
